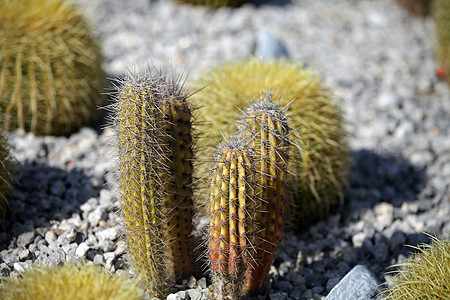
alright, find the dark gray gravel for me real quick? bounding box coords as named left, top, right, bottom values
left=1, top=0, right=449, bottom=299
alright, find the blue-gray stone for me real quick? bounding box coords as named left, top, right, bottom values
left=254, top=30, right=289, bottom=61
left=325, top=265, right=383, bottom=300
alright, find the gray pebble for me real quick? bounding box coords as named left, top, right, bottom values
left=16, top=231, right=36, bottom=248
left=76, top=242, right=90, bottom=258
left=325, top=265, right=382, bottom=300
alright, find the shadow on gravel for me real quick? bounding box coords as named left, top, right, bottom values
left=249, top=0, right=291, bottom=6
left=0, top=162, right=96, bottom=250
left=343, top=149, right=427, bottom=218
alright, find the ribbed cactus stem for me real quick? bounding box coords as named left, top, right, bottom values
left=239, top=90, right=292, bottom=294
left=113, top=68, right=195, bottom=297
left=209, top=136, right=257, bottom=300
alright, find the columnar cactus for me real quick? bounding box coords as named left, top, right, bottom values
left=238, top=90, right=292, bottom=294
left=383, top=234, right=450, bottom=299
left=0, top=261, right=145, bottom=300
left=112, top=67, right=196, bottom=297
left=0, top=128, right=16, bottom=221
left=0, top=0, right=105, bottom=136
left=209, top=135, right=258, bottom=300
left=193, top=58, right=349, bottom=229
left=208, top=91, right=293, bottom=299
left=434, top=0, right=450, bottom=85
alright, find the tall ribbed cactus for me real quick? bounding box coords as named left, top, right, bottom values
left=208, top=91, right=293, bottom=299
left=209, top=135, right=258, bottom=300
left=239, top=90, right=292, bottom=294
left=112, top=67, right=195, bottom=297
left=0, top=0, right=105, bottom=136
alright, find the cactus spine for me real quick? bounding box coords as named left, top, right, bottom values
left=239, top=90, right=292, bottom=294
left=0, top=0, right=105, bottom=136
left=112, top=67, right=195, bottom=297
left=208, top=91, right=292, bottom=299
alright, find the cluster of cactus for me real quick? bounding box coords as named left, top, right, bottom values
left=0, top=0, right=105, bottom=136
left=208, top=90, right=293, bottom=299
left=0, top=261, right=145, bottom=300
left=173, top=0, right=246, bottom=8
left=395, top=0, right=431, bottom=16
left=0, top=128, right=16, bottom=221
left=193, top=58, right=349, bottom=229
left=434, top=0, right=450, bottom=84
left=111, top=67, right=196, bottom=297
left=383, top=234, right=450, bottom=299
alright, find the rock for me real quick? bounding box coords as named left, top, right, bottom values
left=16, top=231, right=36, bottom=248
left=254, top=30, right=289, bottom=61
left=13, top=261, right=32, bottom=273
left=0, top=262, right=11, bottom=276
left=187, top=289, right=202, bottom=300
left=44, top=231, right=57, bottom=244
left=197, top=277, right=207, bottom=289
left=76, top=242, right=90, bottom=258
left=269, top=292, right=289, bottom=300
left=325, top=265, right=383, bottom=300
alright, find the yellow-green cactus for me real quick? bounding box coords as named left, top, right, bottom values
left=112, top=67, right=196, bottom=297
left=0, top=0, right=105, bottom=136
left=0, top=128, right=16, bottom=221
left=383, top=234, right=450, bottom=299
left=434, top=0, right=450, bottom=85
left=0, top=261, right=145, bottom=300
left=193, top=58, right=349, bottom=229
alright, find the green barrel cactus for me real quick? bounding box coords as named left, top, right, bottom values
left=208, top=91, right=293, bottom=299
left=0, top=0, right=105, bottom=136
left=193, top=58, right=349, bottom=229
left=0, top=261, right=145, bottom=300
left=434, top=0, right=450, bottom=85
left=0, top=128, right=16, bottom=221
left=112, top=67, right=196, bottom=297
left=173, top=0, right=246, bottom=8
left=383, top=234, right=450, bottom=299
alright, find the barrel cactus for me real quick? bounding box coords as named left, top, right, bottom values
left=193, top=58, right=349, bottom=229
left=0, top=0, right=105, bottom=136
left=0, top=128, right=16, bottom=221
left=111, top=66, right=196, bottom=297
left=434, top=0, right=450, bottom=85
left=0, top=261, right=145, bottom=300
left=383, top=234, right=450, bottom=299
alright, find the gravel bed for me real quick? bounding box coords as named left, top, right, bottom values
left=1, top=0, right=449, bottom=299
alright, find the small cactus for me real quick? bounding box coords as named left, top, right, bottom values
left=383, top=234, right=450, bottom=299
left=0, top=261, right=145, bottom=300
left=0, top=128, right=16, bottom=221
left=0, top=0, right=105, bottom=136
left=111, top=66, right=196, bottom=297
left=434, top=0, right=450, bottom=85
left=173, top=0, right=246, bottom=8
left=208, top=135, right=258, bottom=300
left=193, top=58, right=349, bottom=229
left=208, top=91, right=293, bottom=299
